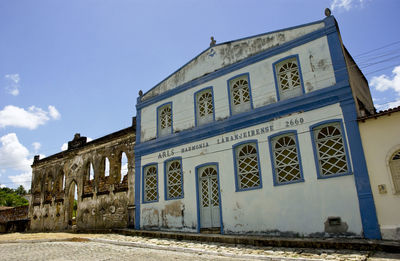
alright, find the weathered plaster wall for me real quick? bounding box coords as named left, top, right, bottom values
left=29, top=127, right=135, bottom=232
left=140, top=36, right=335, bottom=142
left=343, top=47, right=375, bottom=116
left=140, top=104, right=363, bottom=237
left=359, top=111, right=400, bottom=240
left=142, top=22, right=325, bottom=101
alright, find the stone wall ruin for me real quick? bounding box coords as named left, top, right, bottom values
left=29, top=123, right=135, bottom=231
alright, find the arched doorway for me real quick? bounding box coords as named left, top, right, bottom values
left=67, top=180, right=78, bottom=227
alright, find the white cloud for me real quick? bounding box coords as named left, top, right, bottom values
left=0, top=133, right=31, bottom=172
left=0, top=184, right=6, bottom=188
left=32, top=142, right=41, bottom=152
left=0, top=134, right=46, bottom=188
left=375, top=98, right=400, bottom=111
left=48, top=105, right=61, bottom=120
left=9, top=172, right=31, bottom=190
left=370, top=66, right=400, bottom=95
left=330, top=0, right=365, bottom=11
left=0, top=105, right=61, bottom=130
left=61, top=143, right=68, bottom=151
left=370, top=66, right=400, bottom=110
left=4, top=74, right=20, bottom=96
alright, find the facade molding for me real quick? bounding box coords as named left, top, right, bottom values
left=136, top=82, right=351, bottom=157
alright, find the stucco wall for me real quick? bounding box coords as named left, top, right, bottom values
left=359, top=112, right=400, bottom=240
left=140, top=104, right=363, bottom=236
left=140, top=36, right=335, bottom=142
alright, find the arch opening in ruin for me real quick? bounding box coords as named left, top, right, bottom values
left=67, top=180, right=78, bottom=226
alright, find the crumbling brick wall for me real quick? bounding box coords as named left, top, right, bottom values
left=0, top=206, right=29, bottom=233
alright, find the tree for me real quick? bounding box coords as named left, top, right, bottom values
left=15, top=185, right=27, bottom=196
left=0, top=187, right=29, bottom=207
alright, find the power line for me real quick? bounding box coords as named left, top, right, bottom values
left=353, top=40, right=400, bottom=58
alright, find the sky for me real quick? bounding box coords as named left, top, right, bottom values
left=1, top=0, right=399, bottom=190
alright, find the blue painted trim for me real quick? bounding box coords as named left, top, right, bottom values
left=136, top=82, right=352, bottom=156
left=142, top=163, right=159, bottom=204
left=156, top=102, right=173, bottom=138
left=140, top=18, right=326, bottom=100
left=226, top=73, right=254, bottom=116
left=272, top=54, right=305, bottom=101
left=232, top=139, right=263, bottom=192
left=309, top=119, right=353, bottom=179
left=136, top=21, right=337, bottom=110
left=134, top=105, right=142, bottom=229
left=340, top=100, right=381, bottom=239
left=164, top=157, right=184, bottom=200
left=195, top=163, right=224, bottom=234
left=194, top=86, right=215, bottom=127
left=134, top=155, right=141, bottom=229
left=268, top=130, right=305, bottom=186
left=324, top=17, right=348, bottom=85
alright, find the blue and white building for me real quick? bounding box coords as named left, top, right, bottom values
left=134, top=14, right=381, bottom=239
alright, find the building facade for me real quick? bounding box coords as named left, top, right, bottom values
left=29, top=124, right=135, bottom=231
left=359, top=107, right=400, bottom=240
left=134, top=15, right=381, bottom=239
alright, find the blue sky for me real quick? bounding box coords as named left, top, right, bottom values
left=1, top=0, right=399, bottom=189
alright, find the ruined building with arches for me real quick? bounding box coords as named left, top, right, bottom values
left=29, top=121, right=135, bottom=231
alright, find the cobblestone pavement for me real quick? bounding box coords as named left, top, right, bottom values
left=0, top=233, right=399, bottom=260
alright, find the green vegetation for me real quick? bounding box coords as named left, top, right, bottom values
left=72, top=200, right=77, bottom=218
left=0, top=185, right=29, bottom=207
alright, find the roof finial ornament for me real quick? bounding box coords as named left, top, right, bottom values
left=210, top=36, right=216, bottom=47
left=138, top=90, right=143, bottom=97
left=325, top=8, right=331, bottom=17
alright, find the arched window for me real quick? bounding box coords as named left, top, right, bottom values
left=165, top=158, right=183, bottom=200
left=62, top=172, right=66, bottom=191
left=271, top=133, right=303, bottom=185
left=274, top=56, right=303, bottom=100
left=229, top=74, right=251, bottom=115
left=143, top=164, right=158, bottom=202
left=105, top=157, right=110, bottom=177
left=312, top=122, right=349, bottom=177
left=195, top=88, right=214, bottom=126
left=158, top=103, right=172, bottom=137
left=233, top=142, right=261, bottom=190
left=121, top=152, right=128, bottom=182
left=389, top=150, right=400, bottom=193
left=86, top=162, right=94, bottom=181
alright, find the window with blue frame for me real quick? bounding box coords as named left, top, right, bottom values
left=195, top=88, right=214, bottom=126
left=274, top=56, right=303, bottom=101
left=312, top=122, right=349, bottom=177
left=234, top=142, right=261, bottom=190
left=270, top=133, right=303, bottom=185
left=165, top=159, right=183, bottom=199
left=229, top=74, right=251, bottom=115
left=158, top=103, right=172, bottom=137
left=143, top=164, right=158, bottom=202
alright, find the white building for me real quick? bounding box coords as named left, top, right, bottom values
left=359, top=107, right=400, bottom=240
left=134, top=13, right=381, bottom=239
